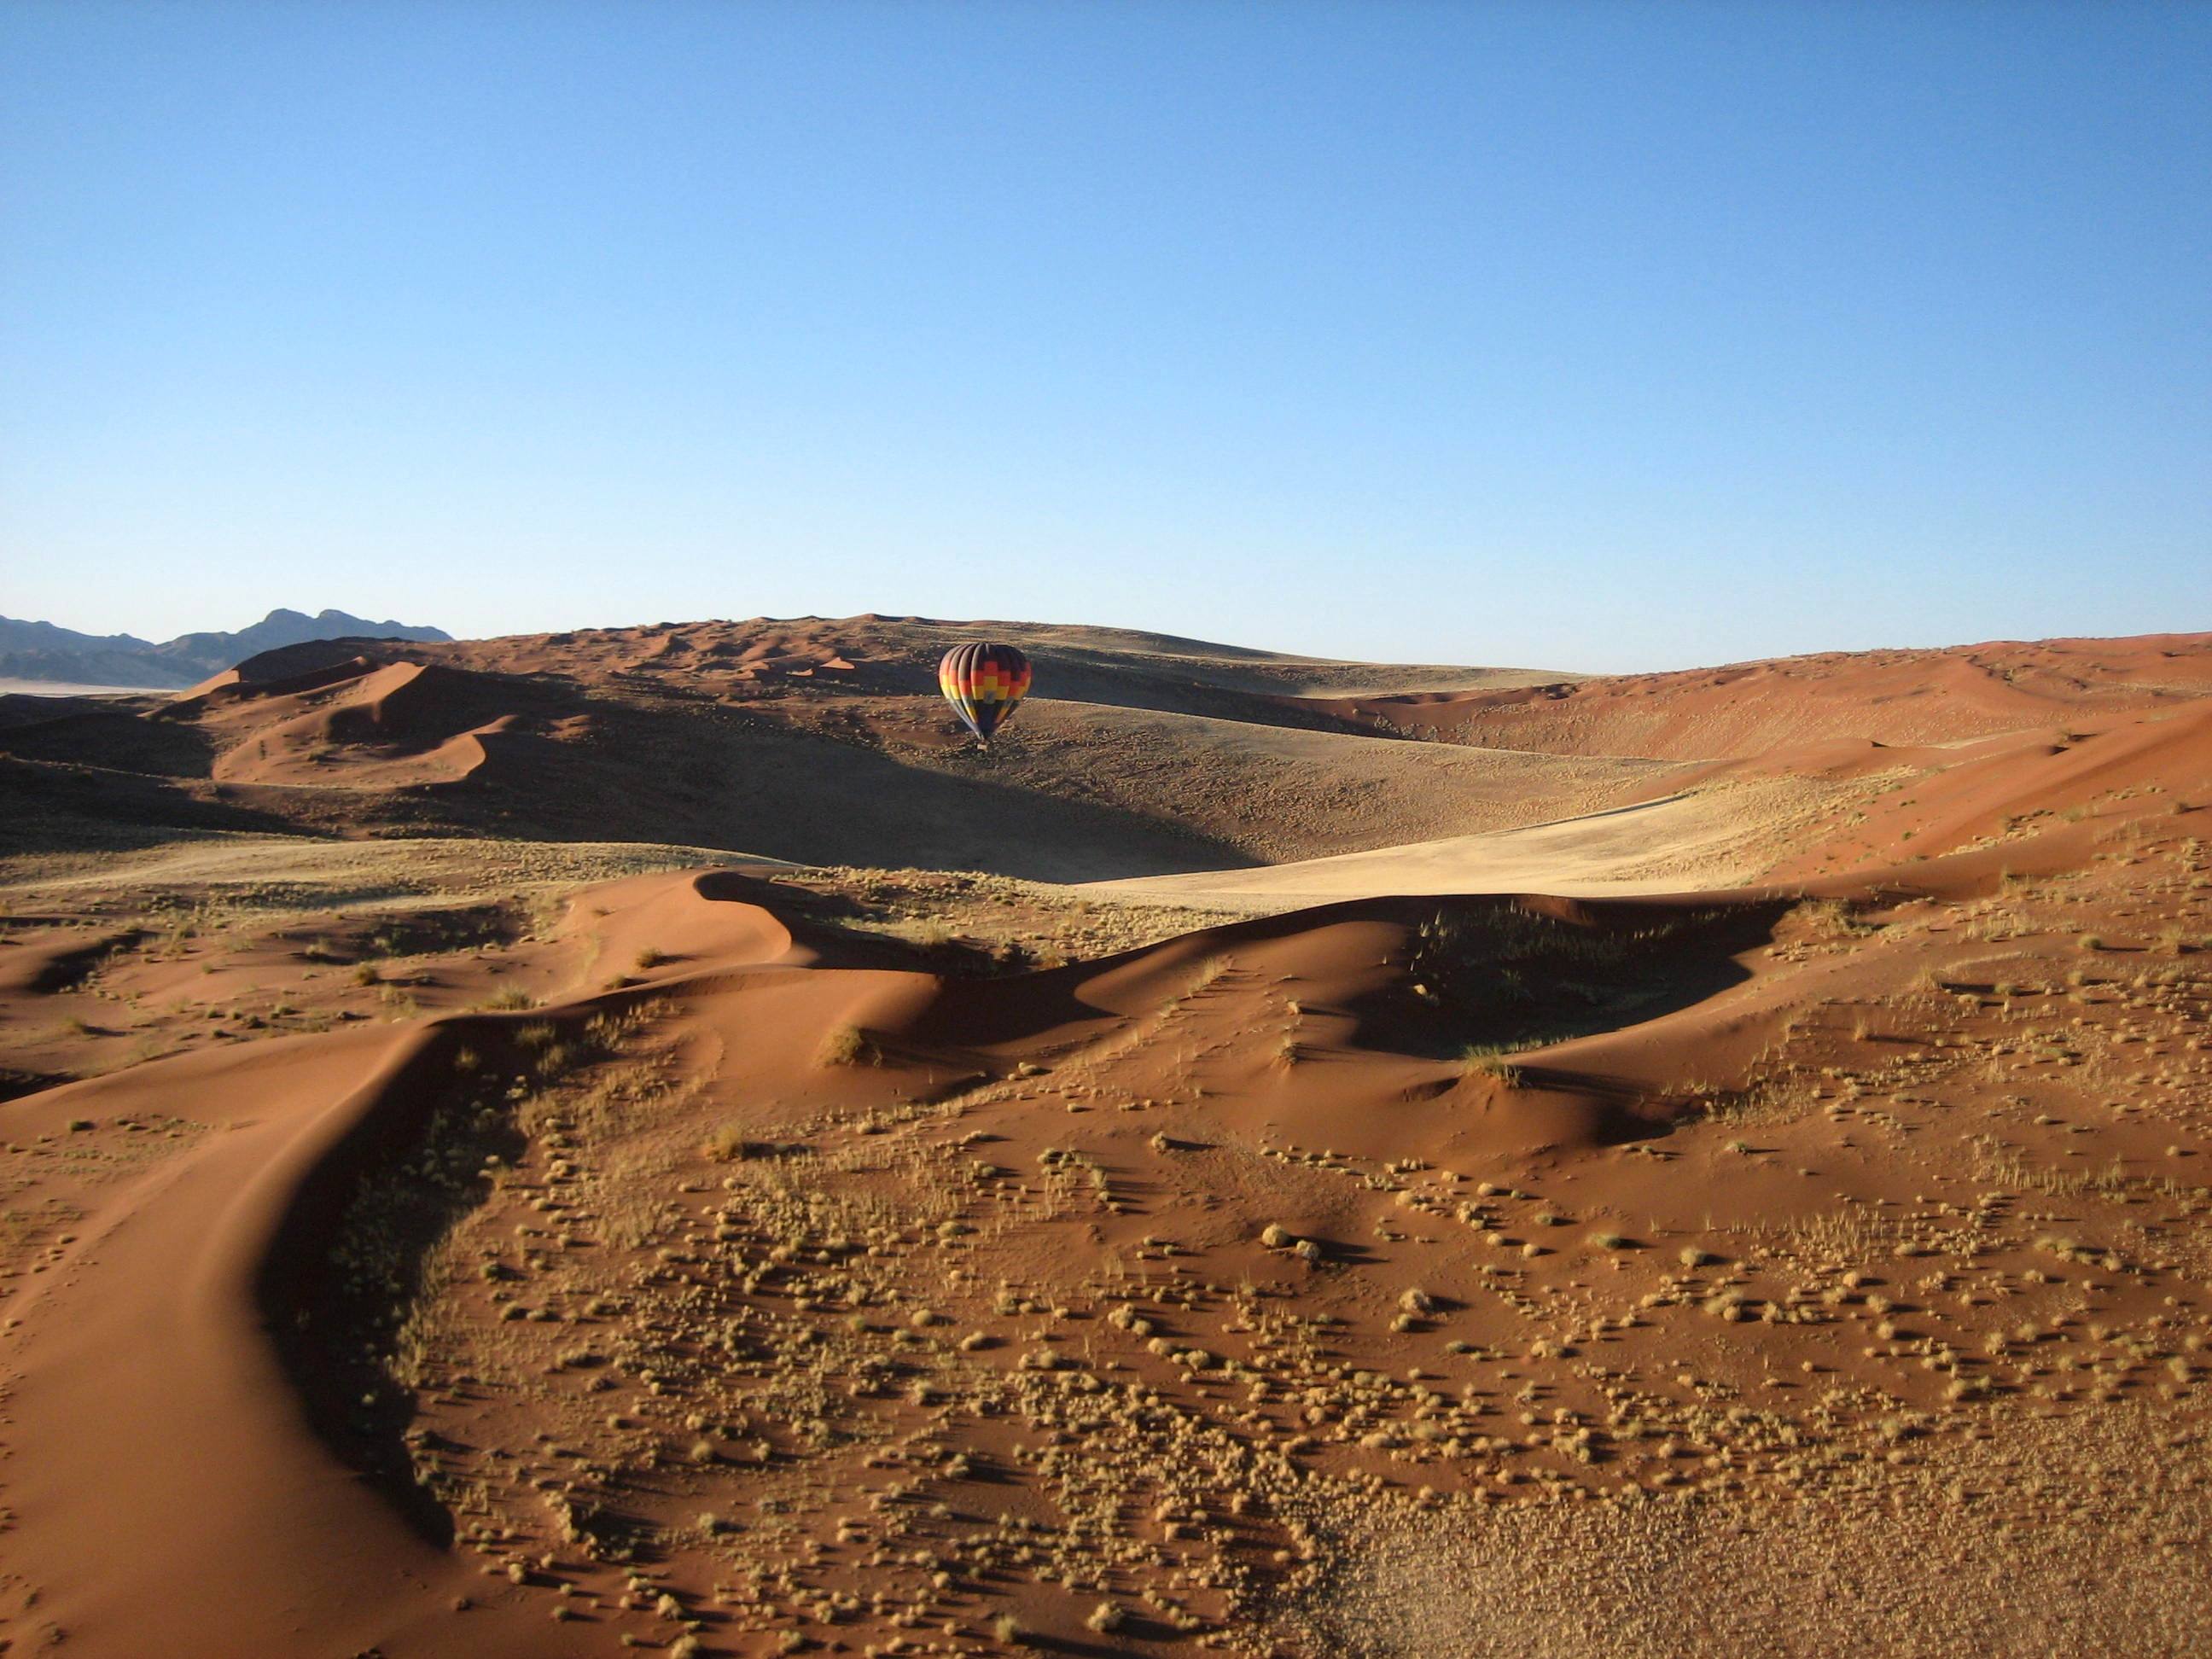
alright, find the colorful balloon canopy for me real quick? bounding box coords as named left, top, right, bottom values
left=938, top=642, right=1033, bottom=744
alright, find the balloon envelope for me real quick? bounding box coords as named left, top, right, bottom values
left=938, top=642, right=1033, bottom=743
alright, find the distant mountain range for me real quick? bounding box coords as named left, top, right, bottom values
left=0, top=608, right=453, bottom=690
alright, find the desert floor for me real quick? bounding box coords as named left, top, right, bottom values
left=2, top=621, right=2209, bottom=1656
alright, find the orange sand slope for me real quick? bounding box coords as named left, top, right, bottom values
left=3, top=626, right=2210, bottom=1656
left=1102, top=696, right=2212, bottom=911
left=1306, top=633, right=2212, bottom=759
left=9, top=790, right=2211, bottom=1655
left=6, top=871, right=1755, bottom=1655
left=2, top=875, right=814, bottom=1656
left=8, top=621, right=2206, bottom=882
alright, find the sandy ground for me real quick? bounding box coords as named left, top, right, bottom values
left=1, top=624, right=2209, bottom=1657
left=0, top=618, right=1662, bottom=881
left=1087, top=777, right=1860, bottom=910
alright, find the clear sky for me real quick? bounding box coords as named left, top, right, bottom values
left=3, top=1, right=2206, bottom=672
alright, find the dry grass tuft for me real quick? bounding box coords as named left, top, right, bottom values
left=815, top=1022, right=870, bottom=1067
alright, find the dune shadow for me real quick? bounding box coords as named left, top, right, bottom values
left=254, top=1019, right=535, bottom=1547
left=1343, top=894, right=1793, bottom=1068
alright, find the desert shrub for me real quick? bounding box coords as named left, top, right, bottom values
left=1459, top=1043, right=1523, bottom=1086
left=815, top=1023, right=869, bottom=1066
left=700, top=1123, right=754, bottom=1162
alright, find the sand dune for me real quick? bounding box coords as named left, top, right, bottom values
left=4, top=1026, right=486, bottom=1651
left=185, top=658, right=539, bottom=789
left=1312, top=632, right=2212, bottom=759
left=3, top=624, right=2210, bottom=1656
left=0, top=873, right=1778, bottom=1652
left=1103, top=697, right=2212, bottom=910
left=2, top=620, right=1666, bottom=876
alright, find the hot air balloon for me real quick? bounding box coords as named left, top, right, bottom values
left=938, top=642, right=1032, bottom=746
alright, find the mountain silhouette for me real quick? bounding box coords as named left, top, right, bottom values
left=0, top=607, right=451, bottom=689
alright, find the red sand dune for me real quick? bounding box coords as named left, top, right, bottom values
left=1764, top=700, right=2212, bottom=876
left=0, top=876, right=824, bottom=1656
left=1312, top=633, right=2212, bottom=760
left=3, top=875, right=1760, bottom=1655
left=10, top=811, right=2203, bottom=1654
left=178, top=659, right=532, bottom=789
left=4, top=626, right=2210, bottom=1656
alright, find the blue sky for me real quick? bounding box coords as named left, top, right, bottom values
left=3, top=1, right=2205, bottom=671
